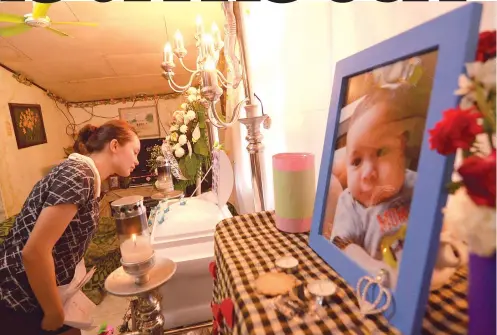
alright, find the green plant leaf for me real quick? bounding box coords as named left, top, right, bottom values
left=194, top=138, right=209, bottom=157
left=197, top=110, right=206, bottom=129
left=184, top=154, right=199, bottom=178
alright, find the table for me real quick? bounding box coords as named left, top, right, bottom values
left=212, top=211, right=468, bottom=335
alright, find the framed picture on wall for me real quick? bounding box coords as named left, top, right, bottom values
left=119, top=105, right=160, bottom=138
left=308, top=4, right=482, bottom=335
left=8, top=103, right=48, bottom=149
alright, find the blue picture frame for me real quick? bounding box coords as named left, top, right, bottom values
left=308, top=4, right=482, bottom=335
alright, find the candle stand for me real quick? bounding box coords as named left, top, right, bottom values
left=105, top=196, right=177, bottom=334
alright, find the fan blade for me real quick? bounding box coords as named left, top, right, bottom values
left=0, top=13, right=25, bottom=24
left=0, top=24, right=31, bottom=37
left=51, top=21, right=98, bottom=27
left=32, top=3, right=51, bottom=19
left=45, top=26, right=71, bottom=37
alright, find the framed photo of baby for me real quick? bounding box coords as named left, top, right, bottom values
left=322, top=51, right=438, bottom=266
left=308, top=4, right=482, bottom=335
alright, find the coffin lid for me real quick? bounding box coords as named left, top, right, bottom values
left=150, top=197, right=225, bottom=248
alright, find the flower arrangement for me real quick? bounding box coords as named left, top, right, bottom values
left=146, top=86, right=211, bottom=191
left=19, top=108, right=40, bottom=140
left=428, top=30, right=496, bottom=257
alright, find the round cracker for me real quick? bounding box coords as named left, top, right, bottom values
left=255, top=272, right=297, bottom=296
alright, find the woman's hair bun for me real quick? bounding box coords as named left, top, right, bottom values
left=73, top=125, right=99, bottom=154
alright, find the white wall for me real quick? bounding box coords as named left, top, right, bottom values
left=243, top=2, right=495, bottom=211
left=0, top=66, right=73, bottom=216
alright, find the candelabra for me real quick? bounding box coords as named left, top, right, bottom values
left=160, top=2, right=267, bottom=211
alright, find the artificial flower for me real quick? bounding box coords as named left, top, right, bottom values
left=179, top=125, right=188, bottom=134
left=178, top=134, right=187, bottom=146
left=188, top=95, right=196, bottom=103
left=187, top=87, right=197, bottom=95
left=181, top=103, right=187, bottom=109
left=428, top=108, right=483, bottom=155
left=476, top=30, right=496, bottom=62
left=174, top=147, right=185, bottom=158
left=170, top=132, right=178, bottom=142
left=183, top=117, right=190, bottom=125
left=454, top=60, right=496, bottom=109
left=457, top=150, right=496, bottom=208
left=443, top=188, right=496, bottom=257
left=169, top=125, right=178, bottom=132
left=187, top=110, right=196, bottom=120
left=166, top=135, right=170, bottom=141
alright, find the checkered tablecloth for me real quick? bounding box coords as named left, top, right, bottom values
left=212, top=211, right=468, bottom=335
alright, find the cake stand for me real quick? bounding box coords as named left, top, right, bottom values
left=105, top=257, right=177, bottom=335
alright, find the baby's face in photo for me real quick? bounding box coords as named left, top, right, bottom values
left=346, top=103, right=406, bottom=207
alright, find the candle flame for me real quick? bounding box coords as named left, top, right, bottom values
left=196, top=15, right=202, bottom=26
left=164, top=42, right=172, bottom=53
left=132, top=234, right=136, bottom=243
left=211, top=22, right=218, bottom=32
left=175, top=30, right=182, bottom=40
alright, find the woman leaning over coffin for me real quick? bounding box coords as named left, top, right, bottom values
left=0, top=120, right=140, bottom=335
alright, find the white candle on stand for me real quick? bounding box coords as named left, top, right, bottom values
left=120, top=234, right=154, bottom=264
left=174, top=30, right=184, bottom=51
left=196, top=15, right=204, bottom=35
left=211, top=22, right=222, bottom=47
left=163, top=43, right=173, bottom=64
left=203, top=57, right=218, bottom=88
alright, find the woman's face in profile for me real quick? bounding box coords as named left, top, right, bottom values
left=111, top=134, right=140, bottom=177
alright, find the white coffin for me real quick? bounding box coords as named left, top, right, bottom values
left=150, top=192, right=232, bottom=329
left=149, top=149, right=234, bottom=329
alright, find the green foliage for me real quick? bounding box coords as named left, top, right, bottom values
left=184, top=154, right=199, bottom=178
left=194, top=137, right=209, bottom=156
left=146, top=144, right=163, bottom=173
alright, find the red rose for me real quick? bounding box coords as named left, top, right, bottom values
left=476, top=30, right=496, bottom=62
left=428, top=108, right=483, bottom=155
left=458, top=151, right=496, bottom=208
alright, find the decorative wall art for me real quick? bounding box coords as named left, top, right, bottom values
left=308, top=4, right=482, bottom=335
left=119, top=105, right=160, bottom=138
left=8, top=103, right=48, bottom=149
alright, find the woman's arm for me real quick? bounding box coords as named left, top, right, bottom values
left=22, top=204, right=78, bottom=323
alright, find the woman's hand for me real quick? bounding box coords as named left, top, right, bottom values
left=41, top=310, right=65, bottom=331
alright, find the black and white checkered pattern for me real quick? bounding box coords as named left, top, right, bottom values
left=213, top=211, right=468, bottom=335
left=0, top=159, right=99, bottom=312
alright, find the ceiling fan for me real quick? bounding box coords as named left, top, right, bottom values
left=0, top=2, right=97, bottom=37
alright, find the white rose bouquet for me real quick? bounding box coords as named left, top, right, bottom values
left=167, top=87, right=211, bottom=190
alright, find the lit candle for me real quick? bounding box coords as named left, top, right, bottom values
left=211, top=22, right=222, bottom=46
left=203, top=57, right=218, bottom=88
left=196, top=15, right=204, bottom=35
left=201, top=34, right=215, bottom=58
left=120, top=233, right=154, bottom=264
left=174, top=30, right=184, bottom=51
left=163, top=42, right=173, bottom=64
